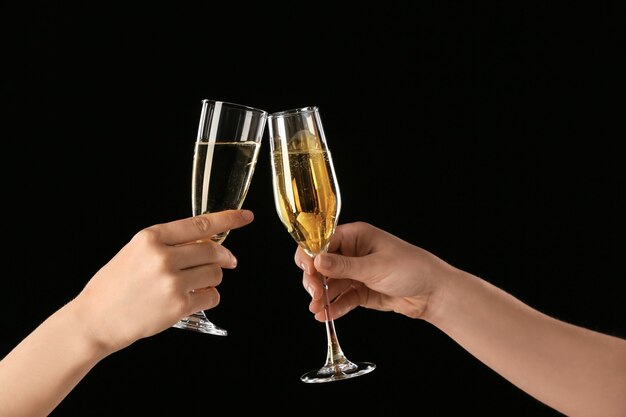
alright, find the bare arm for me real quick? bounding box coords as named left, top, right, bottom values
left=0, top=303, right=109, bottom=417
left=0, top=210, right=253, bottom=417
left=297, top=221, right=626, bottom=417
left=427, top=268, right=626, bottom=417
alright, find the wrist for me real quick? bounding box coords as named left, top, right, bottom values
left=59, top=298, right=116, bottom=360
left=420, top=265, right=472, bottom=327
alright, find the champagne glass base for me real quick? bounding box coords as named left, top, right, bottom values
left=300, top=361, right=376, bottom=383
left=172, top=311, right=227, bottom=336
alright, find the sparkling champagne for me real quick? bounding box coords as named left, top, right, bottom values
left=271, top=131, right=340, bottom=256
left=192, top=141, right=261, bottom=242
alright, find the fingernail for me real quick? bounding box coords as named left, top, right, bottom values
left=306, top=284, right=315, bottom=298
left=300, top=262, right=309, bottom=274
left=241, top=210, right=254, bottom=221
left=231, top=255, right=238, bottom=267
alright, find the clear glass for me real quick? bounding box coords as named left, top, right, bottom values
left=172, top=99, right=267, bottom=336
left=268, top=106, right=376, bottom=382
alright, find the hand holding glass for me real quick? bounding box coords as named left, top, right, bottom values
left=172, top=99, right=267, bottom=336
left=268, top=106, right=376, bottom=382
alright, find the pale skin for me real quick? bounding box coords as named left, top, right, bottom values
left=295, top=221, right=626, bottom=417
left=0, top=209, right=254, bottom=417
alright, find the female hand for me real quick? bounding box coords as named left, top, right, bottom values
left=73, top=209, right=254, bottom=353
left=295, top=221, right=456, bottom=321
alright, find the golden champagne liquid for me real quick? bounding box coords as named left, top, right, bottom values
left=271, top=132, right=340, bottom=256
left=192, top=141, right=260, bottom=243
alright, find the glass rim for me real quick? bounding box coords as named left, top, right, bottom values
left=201, top=99, right=268, bottom=116
left=268, top=106, right=319, bottom=119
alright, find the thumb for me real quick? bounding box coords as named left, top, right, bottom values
left=314, top=252, right=374, bottom=283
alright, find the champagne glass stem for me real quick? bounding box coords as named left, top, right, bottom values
left=318, top=273, right=358, bottom=374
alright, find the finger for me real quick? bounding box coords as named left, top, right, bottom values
left=309, top=288, right=360, bottom=321
left=314, top=252, right=377, bottom=283
left=180, top=263, right=223, bottom=292
left=295, top=247, right=315, bottom=274
left=330, top=287, right=362, bottom=318
left=325, top=277, right=353, bottom=302
left=151, top=210, right=254, bottom=246
left=186, top=287, right=221, bottom=315
left=302, top=272, right=320, bottom=300
left=174, top=240, right=237, bottom=270
left=302, top=270, right=353, bottom=301
left=325, top=224, right=345, bottom=254
left=324, top=222, right=360, bottom=254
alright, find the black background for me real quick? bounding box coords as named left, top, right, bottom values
left=3, top=1, right=625, bottom=415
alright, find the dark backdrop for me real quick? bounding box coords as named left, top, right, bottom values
left=4, top=2, right=624, bottom=415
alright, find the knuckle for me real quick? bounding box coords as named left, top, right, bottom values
left=169, top=290, right=191, bottom=317
left=191, top=215, right=214, bottom=234
left=134, top=226, right=161, bottom=245
left=208, top=265, right=223, bottom=285
left=199, top=287, right=220, bottom=310
left=210, top=289, right=221, bottom=306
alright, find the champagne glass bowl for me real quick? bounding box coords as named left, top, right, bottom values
left=173, top=99, right=267, bottom=336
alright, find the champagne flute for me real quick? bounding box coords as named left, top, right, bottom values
left=172, top=99, right=267, bottom=336
left=268, top=106, right=376, bottom=382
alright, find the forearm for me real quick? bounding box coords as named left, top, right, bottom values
left=426, top=269, right=626, bottom=417
left=0, top=301, right=110, bottom=417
